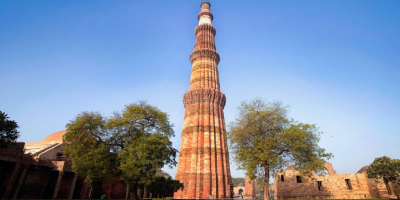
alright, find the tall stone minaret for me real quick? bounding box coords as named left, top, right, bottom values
left=175, top=2, right=233, bottom=199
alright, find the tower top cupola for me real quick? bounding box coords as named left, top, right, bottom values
left=198, top=1, right=213, bottom=25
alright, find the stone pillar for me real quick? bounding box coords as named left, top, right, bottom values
left=52, top=171, right=64, bottom=199
left=12, top=165, right=29, bottom=199
left=137, top=188, right=142, bottom=198
left=2, top=162, right=21, bottom=199
left=39, top=170, right=51, bottom=199
left=68, top=174, right=78, bottom=199
left=125, top=183, right=130, bottom=199
left=88, top=185, right=93, bottom=199
left=143, top=188, right=148, bottom=198
left=82, top=180, right=89, bottom=199
left=245, top=175, right=256, bottom=199
left=109, top=182, right=114, bottom=199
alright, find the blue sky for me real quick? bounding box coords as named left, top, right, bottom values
left=1, top=0, right=399, bottom=179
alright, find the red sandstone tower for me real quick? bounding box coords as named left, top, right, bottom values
left=174, top=2, right=233, bottom=199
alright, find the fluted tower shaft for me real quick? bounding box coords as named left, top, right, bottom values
left=175, top=2, right=233, bottom=199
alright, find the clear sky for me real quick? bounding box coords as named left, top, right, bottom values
left=1, top=0, right=399, bottom=179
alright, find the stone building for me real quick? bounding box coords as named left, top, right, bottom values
left=174, top=1, right=233, bottom=199
left=273, top=162, right=399, bottom=199
left=0, top=130, right=170, bottom=199
left=244, top=176, right=256, bottom=199
left=0, top=131, right=81, bottom=199
left=233, top=185, right=245, bottom=197
left=232, top=176, right=256, bottom=198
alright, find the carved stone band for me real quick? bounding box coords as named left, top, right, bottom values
left=183, top=89, right=226, bottom=108
left=190, top=49, right=220, bottom=64
left=198, top=11, right=214, bottom=21
left=179, top=147, right=228, bottom=157
left=195, top=24, right=216, bottom=36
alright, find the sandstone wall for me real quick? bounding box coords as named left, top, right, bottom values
left=275, top=169, right=373, bottom=199
left=37, top=144, right=63, bottom=160
left=0, top=161, right=16, bottom=197
left=233, top=186, right=245, bottom=196
left=274, top=163, right=400, bottom=200
left=0, top=142, right=24, bottom=161
left=19, top=167, right=47, bottom=198
left=245, top=175, right=256, bottom=198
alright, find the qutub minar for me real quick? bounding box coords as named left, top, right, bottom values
left=174, top=2, right=234, bottom=199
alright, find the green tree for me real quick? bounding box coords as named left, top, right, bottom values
left=146, top=176, right=184, bottom=197
left=228, top=98, right=332, bottom=200
left=0, top=111, right=20, bottom=148
left=367, top=156, right=400, bottom=198
left=63, top=102, right=179, bottom=200
left=63, top=112, right=116, bottom=185
left=107, top=102, right=177, bottom=200
left=118, top=133, right=177, bottom=199
left=232, top=177, right=245, bottom=187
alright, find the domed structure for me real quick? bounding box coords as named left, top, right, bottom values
left=25, top=130, right=67, bottom=154
left=357, top=165, right=369, bottom=173
left=41, top=130, right=67, bottom=144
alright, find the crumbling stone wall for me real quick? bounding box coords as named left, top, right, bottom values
left=0, top=162, right=16, bottom=196
left=275, top=168, right=371, bottom=199
left=37, top=144, right=63, bottom=160
left=245, top=175, right=256, bottom=198
left=19, top=167, right=47, bottom=199
left=57, top=172, right=74, bottom=199
left=369, top=178, right=398, bottom=199
left=0, top=142, right=24, bottom=160
left=324, top=162, right=337, bottom=175
left=274, top=163, right=397, bottom=199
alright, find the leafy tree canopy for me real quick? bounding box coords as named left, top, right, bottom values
left=63, top=101, right=180, bottom=200
left=146, top=176, right=184, bottom=196
left=118, top=133, right=177, bottom=188
left=232, top=177, right=245, bottom=187
left=63, top=112, right=116, bottom=183
left=367, top=156, right=400, bottom=182
left=0, top=111, right=20, bottom=148
left=367, top=156, right=400, bottom=197
left=228, top=98, right=332, bottom=199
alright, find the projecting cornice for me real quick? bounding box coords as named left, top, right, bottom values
left=198, top=11, right=214, bottom=21
left=190, top=49, right=220, bottom=64
left=183, top=89, right=226, bottom=108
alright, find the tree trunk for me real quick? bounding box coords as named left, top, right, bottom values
left=384, top=178, right=392, bottom=195
left=130, top=188, right=140, bottom=200
left=263, top=165, right=270, bottom=200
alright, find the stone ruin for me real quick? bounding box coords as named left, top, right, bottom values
left=273, top=162, right=399, bottom=199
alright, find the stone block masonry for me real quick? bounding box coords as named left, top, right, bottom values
left=273, top=162, right=398, bottom=199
